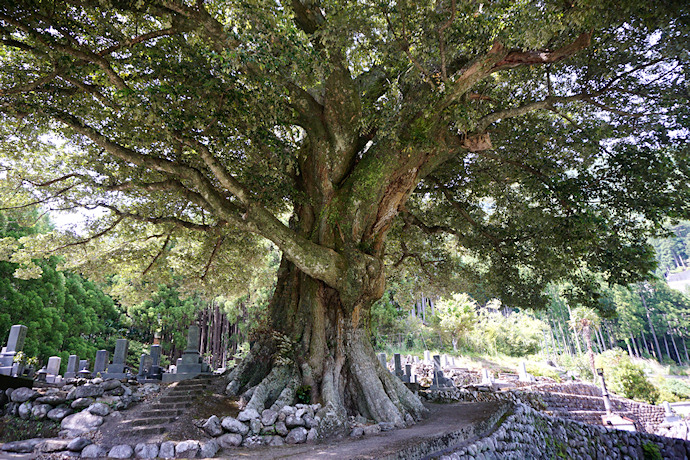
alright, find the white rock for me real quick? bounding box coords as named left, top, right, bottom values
left=237, top=408, right=260, bottom=422
left=60, top=411, right=104, bottom=435
left=108, top=444, right=133, bottom=458
left=221, top=416, right=249, bottom=435
left=134, top=443, right=158, bottom=458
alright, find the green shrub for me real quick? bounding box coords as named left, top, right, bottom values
left=597, top=350, right=659, bottom=404
left=656, top=378, right=690, bottom=403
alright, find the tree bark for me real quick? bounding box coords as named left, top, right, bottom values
left=670, top=334, right=682, bottom=365
left=639, top=287, right=663, bottom=362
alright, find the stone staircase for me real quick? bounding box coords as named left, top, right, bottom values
left=124, top=376, right=215, bottom=438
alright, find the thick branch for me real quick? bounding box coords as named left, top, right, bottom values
left=491, top=31, right=592, bottom=72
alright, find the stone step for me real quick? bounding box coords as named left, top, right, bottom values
left=150, top=401, right=192, bottom=410
left=159, top=395, right=193, bottom=403
left=128, top=425, right=167, bottom=436
left=131, top=416, right=177, bottom=426
left=140, top=408, right=184, bottom=418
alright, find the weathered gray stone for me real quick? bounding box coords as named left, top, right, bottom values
left=133, top=443, right=158, bottom=458
left=237, top=408, right=260, bottom=422
left=35, top=394, right=67, bottom=405
left=363, top=424, right=381, bottom=435
left=275, top=421, right=289, bottom=436
left=250, top=418, right=262, bottom=434
left=103, top=379, right=123, bottom=391
left=267, top=436, right=284, bottom=447
left=18, top=401, right=32, bottom=419
left=61, top=411, right=104, bottom=435
left=68, top=384, right=104, bottom=400
left=159, top=441, right=175, bottom=458
left=88, top=402, right=111, bottom=416
left=108, top=444, right=133, bottom=458
left=221, top=416, right=249, bottom=435
left=31, top=403, right=52, bottom=419
left=10, top=387, right=38, bottom=403
left=38, top=438, right=70, bottom=452
left=261, top=408, right=278, bottom=426
left=285, top=414, right=305, bottom=428
left=174, top=440, right=199, bottom=458
left=199, top=440, right=219, bottom=458
left=285, top=427, right=308, bottom=444
left=67, top=437, right=92, bottom=452
left=303, top=414, right=317, bottom=429
left=350, top=427, right=364, bottom=437
left=307, top=427, right=318, bottom=442
left=80, top=444, right=107, bottom=458
left=202, top=415, right=223, bottom=437
left=379, top=421, right=396, bottom=431
left=217, top=433, right=243, bottom=448
left=71, top=397, right=95, bottom=410
left=0, top=438, right=43, bottom=453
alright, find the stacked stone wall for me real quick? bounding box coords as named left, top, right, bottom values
left=438, top=403, right=690, bottom=460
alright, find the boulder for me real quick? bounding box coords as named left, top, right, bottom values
left=66, top=437, right=92, bottom=452
left=71, top=397, right=95, bottom=410
left=285, top=427, right=308, bottom=444
left=350, top=427, right=365, bottom=437
left=221, top=416, right=249, bottom=435
left=10, top=387, right=38, bottom=403
left=0, top=438, right=43, bottom=453
left=275, top=421, right=289, bottom=436
left=108, top=444, right=134, bottom=458
left=159, top=441, right=175, bottom=458
left=363, top=424, right=381, bottom=435
left=35, top=394, right=67, bottom=405
left=67, top=384, right=104, bottom=400
left=174, top=440, right=199, bottom=458
left=80, top=444, right=107, bottom=458
left=202, top=415, right=223, bottom=437
left=60, top=411, right=104, bottom=435
left=88, top=402, right=111, bottom=416
left=102, top=379, right=122, bottom=391
left=261, top=409, right=278, bottom=426
left=38, top=438, right=70, bottom=452
left=134, top=443, right=159, bottom=458
left=31, top=403, right=52, bottom=420
left=250, top=418, right=262, bottom=435
left=217, top=433, right=243, bottom=448
left=307, top=427, right=318, bottom=442
left=237, top=408, right=260, bottom=422
left=18, top=401, right=32, bottom=420
left=47, top=406, right=73, bottom=421
left=285, top=414, right=305, bottom=428
left=267, top=436, right=284, bottom=447
left=199, top=440, right=219, bottom=458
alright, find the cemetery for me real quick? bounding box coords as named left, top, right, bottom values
left=0, top=0, right=688, bottom=459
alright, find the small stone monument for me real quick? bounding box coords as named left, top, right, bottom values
left=423, top=350, right=431, bottom=365
left=162, top=325, right=211, bottom=382
left=0, top=325, right=28, bottom=376
left=403, top=364, right=412, bottom=383
left=94, top=350, right=108, bottom=376
left=431, top=354, right=453, bottom=389
left=663, top=401, right=681, bottom=423
left=481, top=368, right=493, bottom=386
left=137, top=354, right=153, bottom=381
left=143, top=345, right=163, bottom=380
left=45, top=356, right=61, bottom=383
left=518, top=361, right=535, bottom=382
left=64, top=355, right=79, bottom=379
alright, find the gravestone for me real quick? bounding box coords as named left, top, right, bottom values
left=0, top=325, right=28, bottom=376
left=140, top=345, right=163, bottom=381
left=46, top=356, right=61, bottom=383
left=403, top=364, right=412, bottom=383
left=378, top=353, right=387, bottom=369
left=423, top=350, right=431, bottom=365
left=663, top=401, right=681, bottom=423
left=162, top=325, right=211, bottom=382
left=94, top=350, right=108, bottom=376
left=137, top=354, right=153, bottom=381
left=394, top=354, right=403, bottom=377
left=104, top=339, right=129, bottom=379
left=518, top=361, right=535, bottom=382
left=431, top=354, right=453, bottom=389
left=481, top=368, right=493, bottom=385
left=64, top=355, right=79, bottom=379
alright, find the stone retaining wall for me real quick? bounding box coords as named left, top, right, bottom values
left=436, top=403, right=690, bottom=460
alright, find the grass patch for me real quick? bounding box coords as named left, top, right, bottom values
left=0, top=415, right=60, bottom=442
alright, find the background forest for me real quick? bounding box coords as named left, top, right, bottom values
left=2, top=207, right=690, bottom=405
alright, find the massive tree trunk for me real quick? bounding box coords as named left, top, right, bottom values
left=224, top=257, right=427, bottom=435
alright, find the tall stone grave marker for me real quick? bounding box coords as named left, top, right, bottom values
left=394, top=353, right=403, bottom=377
left=46, top=356, right=61, bottom=383
left=64, top=355, right=79, bottom=379
left=162, top=325, right=211, bottom=382
left=0, top=325, right=28, bottom=376
left=94, top=350, right=108, bottom=376
left=104, top=339, right=129, bottom=379
left=518, top=361, right=535, bottom=382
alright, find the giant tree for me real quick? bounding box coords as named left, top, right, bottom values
left=0, top=0, right=688, bottom=431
